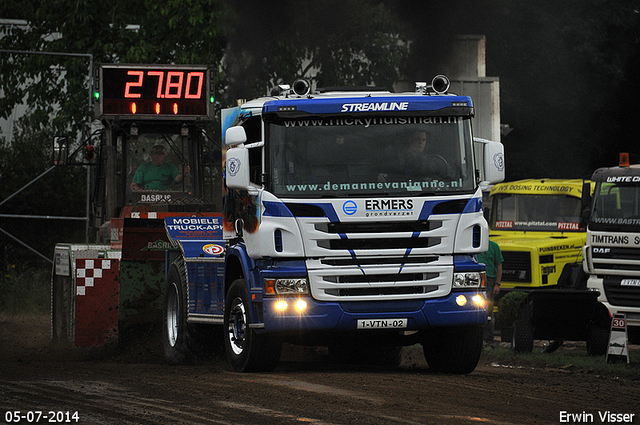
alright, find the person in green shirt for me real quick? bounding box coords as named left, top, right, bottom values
left=477, top=239, right=504, bottom=344
left=131, top=145, right=189, bottom=191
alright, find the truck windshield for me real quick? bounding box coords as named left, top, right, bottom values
left=491, top=194, right=584, bottom=232
left=267, top=115, right=476, bottom=197
left=590, top=182, right=640, bottom=230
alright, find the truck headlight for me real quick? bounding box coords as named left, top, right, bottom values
left=453, top=272, right=484, bottom=289
left=265, top=278, right=309, bottom=295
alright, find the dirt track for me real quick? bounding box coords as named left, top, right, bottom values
left=1, top=315, right=639, bottom=425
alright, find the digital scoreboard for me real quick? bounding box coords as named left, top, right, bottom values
left=95, top=64, right=214, bottom=119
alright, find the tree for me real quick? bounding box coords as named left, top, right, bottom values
left=0, top=0, right=410, bottom=270
left=221, top=0, right=409, bottom=100
left=0, top=0, right=228, bottom=269
left=0, top=0, right=227, bottom=134
left=0, top=112, right=86, bottom=271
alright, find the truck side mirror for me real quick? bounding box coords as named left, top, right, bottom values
left=581, top=181, right=592, bottom=210
left=483, top=140, right=505, bottom=185
left=225, top=146, right=251, bottom=190
left=225, top=125, right=247, bottom=147
left=580, top=181, right=592, bottom=228
left=53, top=136, right=68, bottom=166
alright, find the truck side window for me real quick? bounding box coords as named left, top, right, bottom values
left=242, top=116, right=263, bottom=186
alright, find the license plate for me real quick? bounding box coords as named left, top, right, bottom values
left=621, top=279, right=640, bottom=286
left=357, top=318, right=408, bottom=329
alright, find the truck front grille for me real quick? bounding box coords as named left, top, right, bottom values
left=592, top=246, right=640, bottom=273
left=313, top=220, right=443, bottom=252
left=318, top=237, right=440, bottom=250
left=302, top=214, right=463, bottom=301
left=501, top=251, right=532, bottom=283
left=603, top=277, right=640, bottom=308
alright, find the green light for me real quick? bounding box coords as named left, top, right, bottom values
left=93, top=91, right=100, bottom=100
left=209, top=95, right=215, bottom=103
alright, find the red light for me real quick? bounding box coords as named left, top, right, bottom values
left=130, top=102, right=137, bottom=114
left=155, top=103, right=161, bottom=114
left=173, top=103, right=178, bottom=114
left=620, top=153, right=630, bottom=167
left=85, top=145, right=95, bottom=161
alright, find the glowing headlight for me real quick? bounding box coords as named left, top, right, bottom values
left=295, top=299, right=308, bottom=311
left=453, top=272, right=484, bottom=289
left=265, top=278, right=309, bottom=295
left=472, top=294, right=486, bottom=307
left=274, top=298, right=308, bottom=313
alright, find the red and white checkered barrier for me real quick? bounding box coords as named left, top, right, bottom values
left=75, top=258, right=119, bottom=347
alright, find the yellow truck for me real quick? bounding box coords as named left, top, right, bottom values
left=488, top=179, right=590, bottom=290
left=486, top=179, right=610, bottom=354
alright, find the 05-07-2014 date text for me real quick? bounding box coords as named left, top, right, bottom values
left=4, top=411, right=80, bottom=423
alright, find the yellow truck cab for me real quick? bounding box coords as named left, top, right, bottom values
left=488, top=179, right=593, bottom=290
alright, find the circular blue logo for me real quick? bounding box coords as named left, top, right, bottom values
left=227, top=158, right=241, bottom=177
left=493, top=153, right=505, bottom=172
left=343, top=201, right=357, bottom=215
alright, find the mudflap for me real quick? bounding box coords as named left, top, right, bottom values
left=119, top=218, right=171, bottom=344
left=119, top=261, right=165, bottom=330
left=519, top=289, right=602, bottom=342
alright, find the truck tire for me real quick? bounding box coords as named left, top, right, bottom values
left=511, top=319, right=534, bottom=353
left=586, top=323, right=609, bottom=356
left=163, top=260, right=195, bottom=364
left=422, top=326, right=483, bottom=374
left=224, top=279, right=282, bottom=372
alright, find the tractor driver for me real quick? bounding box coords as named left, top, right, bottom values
left=131, top=144, right=190, bottom=191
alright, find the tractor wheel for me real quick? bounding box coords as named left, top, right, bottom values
left=163, top=260, right=195, bottom=364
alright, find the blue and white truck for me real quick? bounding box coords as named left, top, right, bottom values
left=163, top=76, right=505, bottom=373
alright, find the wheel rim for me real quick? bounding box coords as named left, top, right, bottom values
left=227, top=296, right=247, bottom=356
left=166, top=282, right=179, bottom=347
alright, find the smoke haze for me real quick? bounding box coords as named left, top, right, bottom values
left=224, top=0, right=640, bottom=180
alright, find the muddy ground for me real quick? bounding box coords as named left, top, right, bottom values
left=1, top=315, right=639, bottom=425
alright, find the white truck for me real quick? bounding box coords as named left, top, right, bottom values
left=583, top=153, right=640, bottom=346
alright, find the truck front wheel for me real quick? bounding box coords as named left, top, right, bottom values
left=586, top=323, right=609, bottom=356
left=224, top=279, right=282, bottom=372
left=422, top=325, right=483, bottom=374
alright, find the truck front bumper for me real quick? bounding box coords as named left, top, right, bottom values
left=259, top=291, right=488, bottom=333
left=589, top=276, right=640, bottom=329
